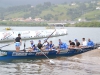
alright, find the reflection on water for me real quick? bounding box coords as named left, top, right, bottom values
left=0, top=49, right=100, bottom=75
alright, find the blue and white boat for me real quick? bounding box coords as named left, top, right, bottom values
left=0, top=45, right=99, bottom=61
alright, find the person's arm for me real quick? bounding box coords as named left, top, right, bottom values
left=52, top=44, right=55, bottom=49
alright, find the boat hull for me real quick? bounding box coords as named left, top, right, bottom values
left=0, top=47, right=95, bottom=61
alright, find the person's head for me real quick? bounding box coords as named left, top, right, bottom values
left=38, top=40, right=41, bottom=43
left=59, top=39, right=61, bottom=42
left=82, top=38, right=85, bottom=41
left=88, top=38, right=91, bottom=42
left=30, top=40, right=34, bottom=44
left=18, top=34, right=21, bottom=37
left=44, top=39, right=47, bottom=43
left=69, top=40, right=72, bottom=43
left=75, top=39, right=78, bottom=42
left=59, top=39, right=62, bottom=44
left=50, top=41, right=52, bottom=44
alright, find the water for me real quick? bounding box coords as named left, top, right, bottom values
left=0, top=26, right=100, bottom=75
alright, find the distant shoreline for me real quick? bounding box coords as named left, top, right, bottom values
left=0, top=21, right=100, bottom=27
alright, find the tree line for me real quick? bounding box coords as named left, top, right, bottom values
left=65, top=21, right=100, bottom=27
left=0, top=1, right=100, bottom=21
left=0, top=21, right=47, bottom=26
left=0, top=21, right=100, bottom=27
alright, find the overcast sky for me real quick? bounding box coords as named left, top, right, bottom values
left=0, top=0, right=91, bottom=7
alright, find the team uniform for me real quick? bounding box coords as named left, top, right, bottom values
left=37, top=43, right=43, bottom=50
left=76, top=42, right=80, bottom=47
left=87, top=41, right=94, bottom=47
left=45, top=43, right=50, bottom=50
left=31, top=43, right=37, bottom=50
left=59, top=43, right=68, bottom=50
left=82, top=41, right=87, bottom=46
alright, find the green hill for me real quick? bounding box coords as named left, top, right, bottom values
left=0, top=1, right=100, bottom=21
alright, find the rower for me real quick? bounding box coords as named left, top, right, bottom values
left=15, top=34, right=22, bottom=52
left=81, top=38, right=87, bottom=47
left=37, top=40, right=43, bottom=51
left=68, top=40, right=75, bottom=49
left=58, top=39, right=68, bottom=50
left=49, top=41, right=55, bottom=50
left=28, top=40, right=37, bottom=52
left=45, top=42, right=50, bottom=50
left=74, top=39, right=80, bottom=48
left=87, top=38, right=94, bottom=47
left=43, top=39, right=48, bottom=46
left=43, top=39, right=50, bottom=50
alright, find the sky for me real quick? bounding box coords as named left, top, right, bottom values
left=0, top=0, right=91, bottom=7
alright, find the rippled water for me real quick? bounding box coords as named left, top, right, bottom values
left=0, top=49, right=100, bottom=75
left=0, top=27, right=100, bottom=75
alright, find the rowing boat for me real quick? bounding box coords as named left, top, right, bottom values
left=0, top=45, right=99, bottom=61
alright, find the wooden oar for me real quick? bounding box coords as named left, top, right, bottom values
left=38, top=48, right=55, bottom=64
left=39, top=29, right=56, bottom=64
left=0, top=42, right=14, bottom=49
left=42, top=29, right=56, bottom=45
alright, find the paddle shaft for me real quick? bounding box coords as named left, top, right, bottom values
left=0, top=42, right=14, bottom=49
left=39, top=49, right=50, bottom=59
left=42, top=29, right=56, bottom=45
left=39, top=29, right=56, bottom=63
left=0, top=33, right=13, bottom=49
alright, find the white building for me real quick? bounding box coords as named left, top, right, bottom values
left=96, top=7, right=100, bottom=10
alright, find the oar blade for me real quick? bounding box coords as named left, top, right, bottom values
left=50, top=60, right=55, bottom=65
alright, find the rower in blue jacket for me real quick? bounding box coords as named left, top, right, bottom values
left=87, top=38, right=94, bottom=47
left=59, top=39, right=68, bottom=49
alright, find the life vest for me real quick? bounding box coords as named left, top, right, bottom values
left=46, top=44, right=50, bottom=49
left=31, top=44, right=37, bottom=50
left=49, top=44, right=54, bottom=48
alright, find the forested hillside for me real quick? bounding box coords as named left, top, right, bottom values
left=0, top=0, right=100, bottom=21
